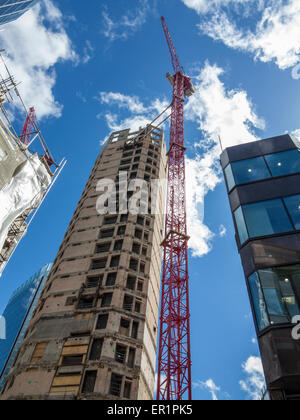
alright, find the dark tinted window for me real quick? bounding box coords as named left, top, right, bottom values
left=248, top=266, right=300, bottom=331
left=243, top=199, right=293, bottom=239
left=231, top=157, right=271, bottom=186
left=265, top=149, right=300, bottom=177
left=284, top=194, right=300, bottom=229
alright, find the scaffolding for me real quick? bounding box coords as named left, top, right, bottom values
left=0, top=51, right=66, bottom=276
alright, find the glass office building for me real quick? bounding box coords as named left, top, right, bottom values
left=0, top=264, right=52, bottom=390
left=0, top=0, right=39, bottom=26
left=221, top=134, right=300, bottom=400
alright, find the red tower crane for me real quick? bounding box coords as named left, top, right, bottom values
left=20, top=106, right=36, bottom=146
left=20, top=106, right=55, bottom=167
left=157, top=17, right=195, bottom=400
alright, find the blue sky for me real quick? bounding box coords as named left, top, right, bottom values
left=1, top=0, right=300, bottom=400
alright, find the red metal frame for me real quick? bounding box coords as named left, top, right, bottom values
left=157, top=17, right=193, bottom=401
left=20, top=106, right=55, bottom=167
left=20, top=106, right=37, bottom=146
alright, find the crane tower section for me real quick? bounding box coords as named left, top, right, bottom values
left=157, top=17, right=194, bottom=400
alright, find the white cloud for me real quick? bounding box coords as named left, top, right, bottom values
left=82, top=40, right=94, bottom=64
left=98, top=61, right=264, bottom=258
left=0, top=0, right=77, bottom=119
left=194, top=378, right=221, bottom=400
left=182, top=0, right=252, bottom=14
left=183, top=61, right=264, bottom=257
left=186, top=62, right=265, bottom=146
left=98, top=91, right=169, bottom=133
left=239, top=356, right=265, bottom=400
left=291, top=129, right=300, bottom=142
left=219, top=224, right=227, bottom=237
left=102, top=0, right=150, bottom=42
left=99, top=92, right=148, bottom=114
left=197, top=0, right=300, bottom=70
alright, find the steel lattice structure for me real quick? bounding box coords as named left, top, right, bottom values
left=20, top=106, right=37, bottom=146
left=20, top=106, right=56, bottom=167
left=157, top=17, right=194, bottom=401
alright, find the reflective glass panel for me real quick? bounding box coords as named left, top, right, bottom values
left=243, top=199, right=293, bottom=239
left=234, top=207, right=249, bottom=245
left=231, top=157, right=271, bottom=185
left=284, top=194, right=300, bottom=230
left=259, top=268, right=300, bottom=325
left=265, top=149, right=300, bottom=177
left=248, top=272, right=270, bottom=331
left=224, top=164, right=235, bottom=191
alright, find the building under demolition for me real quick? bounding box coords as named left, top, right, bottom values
left=0, top=54, right=66, bottom=277
left=0, top=126, right=167, bottom=400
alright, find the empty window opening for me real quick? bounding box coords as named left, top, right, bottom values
left=132, top=243, right=140, bottom=254
left=126, top=276, right=136, bottom=291
left=137, top=281, right=144, bottom=292
left=115, top=344, right=127, bottom=364
left=110, top=255, right=120, bottom=268
left=120, top=318, right=130, bottom=336
left=62, top=355, right=83, bottom=366
left=104, top=216, right=117, bottom=225
left=110, top=373, right=122, bottom=397
left=89, top=339, right=103, bottom=361
left=130, top=172, right=137, bottom=179
left=99, top=229, right=114, bottom=239
left=123, top=295, right=133, bottom=312
left=120, top=214, right=128, bottom=223
left=86, top=276, right=102, bottom=289
left=135, top=301, right=142, bottom=313
left=128, top=348, right=135, bottom=368
left=78, top=297, right=94, bottom=310
left=137, top=216, right=144, bottom=226
left=130, top=259, right=138, bottom=271
left=106, top=272, right=117, bottom=286
left=117, top=226, right=126, bottom=236
left=101, top=293, right=113, bottom=308
left=96, top=314, right=108, bottom=330
left=131, top=322, right=139, bottom=339
left=123, top=381, right=132, bottom=399
left=95, top=243, right=111, bottom=254
left=90, top=258, right=107, bottom=270
left=82, top=371, right=97, bottom=394
left=114, top=240, right=123, bottom=251
left=135, top=229, right=142, bottom=240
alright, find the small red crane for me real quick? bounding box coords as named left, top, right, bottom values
left=20, top=106, right=55, bottom=167
left=20, top=106, right=36, bottom=146
left=157, top=17, right=194, bottom=400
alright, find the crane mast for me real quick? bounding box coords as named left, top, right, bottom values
left=157, top=17, right=194, bottom=400
left=20, top=106, right=56, bottom=167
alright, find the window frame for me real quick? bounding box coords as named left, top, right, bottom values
left=234, top=194, right=300, bottom=246
left=224, top=148, right=300, bottom=192
left=248, top=265, right=300, bottom=333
